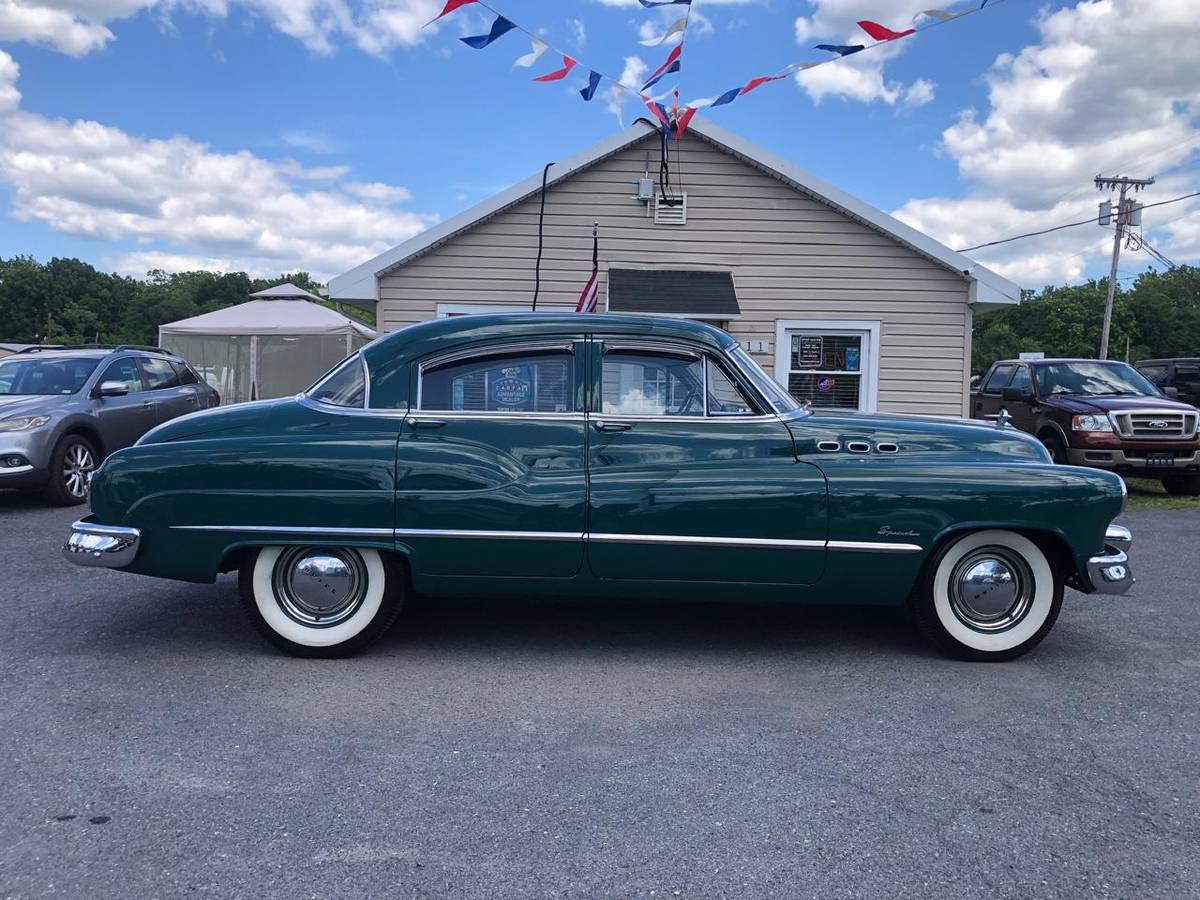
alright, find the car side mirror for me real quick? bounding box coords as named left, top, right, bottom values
left=1001, top=386, right=1030, bottom=402
left=1163, top=386, right=1179, bottom=400
left=96, top=380, right=129, bottom=398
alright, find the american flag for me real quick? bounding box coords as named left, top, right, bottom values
left=575, top=222, right=599, bottom=313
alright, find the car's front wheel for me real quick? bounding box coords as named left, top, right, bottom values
left=1162, top=473, right=1200, bottom=497
left=909, top=529, right=1063, bottom=661
left=239, top=546, right=404, bottom=658
left=44, top=434, right=97, bottom=506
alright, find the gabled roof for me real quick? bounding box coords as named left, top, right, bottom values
left=160, top=297, right=375, bottom=338
left=249, top=282, right=324, bottom=302
left=329, top=117, right=1020, bottom=308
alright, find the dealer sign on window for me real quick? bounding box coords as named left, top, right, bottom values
left=795, top=335, right=824, bottom=369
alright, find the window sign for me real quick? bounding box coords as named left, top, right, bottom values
left=794, top=335, right=824, bottom=369
left=817, top=376, right=836, bottom=393
left=844, top=347, right=860, bottom=372
left=489, top=365, right=533, bottom=409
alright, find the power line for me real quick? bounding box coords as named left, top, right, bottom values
left=955, top=190, right=1200, bottom=253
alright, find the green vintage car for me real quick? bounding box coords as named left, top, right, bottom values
left=64, top=313, right=1133, bottom=660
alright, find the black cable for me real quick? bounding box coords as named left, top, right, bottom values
left=532, top=161, right=554, bottom=310
left=956, top=190, right=1200, bottom=253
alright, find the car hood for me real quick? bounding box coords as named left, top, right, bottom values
left=0, top=394, right=69, bottom=417
left=1039, top=394, right=1196, bottom=414
left=801, top=409, right=1051, bottom=463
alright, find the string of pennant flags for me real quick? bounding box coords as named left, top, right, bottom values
left=428, top=0, right=1005, bottom=137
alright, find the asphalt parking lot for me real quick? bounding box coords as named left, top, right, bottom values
left=1, top=494, right=1197, bottom=899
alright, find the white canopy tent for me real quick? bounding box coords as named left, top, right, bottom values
left=159, top=284, right=375, bottom=404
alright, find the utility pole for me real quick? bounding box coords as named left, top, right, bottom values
left=1095, top=174, right=1154, bottom=359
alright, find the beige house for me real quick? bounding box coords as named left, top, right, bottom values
left=329, top=118, right=1019, bottom=418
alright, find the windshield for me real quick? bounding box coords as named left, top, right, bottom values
left=729, top=346, right=801, bottom=413
left=1035, top=361, right=1161, bottom=398
left=0, top=357, right=99, bottom=396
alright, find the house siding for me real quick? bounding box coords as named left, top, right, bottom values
left=377, top=132, right=971, bottom=418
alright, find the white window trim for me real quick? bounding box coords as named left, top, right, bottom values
left=436, top=303, right=545, bottom=318
left=773, top=319, right=881, bottom=413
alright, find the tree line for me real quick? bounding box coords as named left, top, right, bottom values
left=0, top=256, right=373, bottom=347
left=972, top=265, right=1200, bottom=373
left=1, top=255, right=1196, bottom=368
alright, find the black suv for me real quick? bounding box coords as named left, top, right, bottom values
left=0, top=345, right=219, bottom=505
left=1135, top=358, right=1200, bottom=408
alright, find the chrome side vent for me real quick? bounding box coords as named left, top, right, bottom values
left=817, top=441, right=840, bottom=452
left=876, top=442, right=900, bottom=454
left=847, top=441, right=871, bottom=453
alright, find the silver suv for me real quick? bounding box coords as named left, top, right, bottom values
left=0, top=345, right=219, bottom=505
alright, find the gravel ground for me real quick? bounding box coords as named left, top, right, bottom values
left=0, top=493, right=1197, bottom=899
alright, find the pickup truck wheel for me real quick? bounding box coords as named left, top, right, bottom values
left=1040, top=432, right=1068, bottom=465
left=1162, top=473, right=1200, bottom=496
left=239, top=546, right=403, bottom=658
left=44, top=435, right=96, bottom=507
left=910, top=529, right=1063, bottom=662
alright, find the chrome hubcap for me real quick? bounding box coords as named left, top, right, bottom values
left=271, top=547, right=368, bottom=628
left=63, top=444, right=95, bottom=498
left=948, top=547, right=1034, bottom=632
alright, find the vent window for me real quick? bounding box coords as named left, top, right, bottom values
left=654, top=193, right=687, bottom=225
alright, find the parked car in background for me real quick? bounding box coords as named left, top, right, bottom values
left=0, top=345, right=219, bottom=505
left=67, top=314, right=1132, bottom=662
left=1135, top=357, right=1200, bottom=408
left=972, top=357, right=1200, bottom=495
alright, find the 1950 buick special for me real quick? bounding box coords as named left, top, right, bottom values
left=64, top=314, right=1133, bottom=660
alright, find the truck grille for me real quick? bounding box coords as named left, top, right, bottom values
left=1112, top=410, right=1198, bottom=439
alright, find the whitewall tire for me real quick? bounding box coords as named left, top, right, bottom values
left=239, top=546, right=403, bottom=658
left=910, top=530, right=1063, bottom=661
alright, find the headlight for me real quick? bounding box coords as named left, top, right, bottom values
left=1072, top=414, right=1113, bottom=433
left=0, top=415, right=51, bottom=433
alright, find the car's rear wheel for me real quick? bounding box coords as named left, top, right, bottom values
left=909, top=529, right=1063, bottom=661
left=44, top=435, right=96, bottom=506
left=1162, top=473, right=1200, bottom=497
left=239, top=546, right=404, bottom=658
left=1040, top=431, right=1069, bottom=465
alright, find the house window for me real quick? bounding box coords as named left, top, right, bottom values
left=773, top=320, right=879, bottom=413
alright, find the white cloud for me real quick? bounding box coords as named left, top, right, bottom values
left=791, top=0, right=934, bottom=105
left=279, top=129, right=342, bottom=155
left=0, top=49, right=436, bottom=279
left=607, top=54, right=647, bottom=122
left=0, top=0, right=445, bottom=57
left=895, top=0, right=1200, bottom=287
left=567, top=16, right=586, bottom=47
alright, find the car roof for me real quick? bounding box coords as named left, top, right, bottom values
left=992, top=358, right=1136, bottom=367
left=2, top=348, right=175, bottom=362
left=1135, top=357, right=1200, bottom=364
left=363, top=312, right=738, bottom=367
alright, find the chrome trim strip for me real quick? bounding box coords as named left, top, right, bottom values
left=0, top=464, right=35, bottom=476
left=602, top=340, right=702, bottom=359
left=166, top=526, right=923, bottom=554
left=419, top=340, right=575, bottom=374
left=827, top=540, right=923, bottom=553
left=407, top=410, right=586, bottom=421
left=360, top=353, right=371, bottom=410
left=589, top=532, right=826, bottom=550
left=396, top=528, right=584, bottom=541
left=171, top=525, right=395, bottom=537
left=590, top=413, right=778, bottom=424
left=297, top=394, right=410, bottom=419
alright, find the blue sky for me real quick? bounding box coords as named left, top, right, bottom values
left=0, top=0, right=1196, bottom=288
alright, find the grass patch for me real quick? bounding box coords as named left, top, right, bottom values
left=1124, top=477, right=1200, bottom=511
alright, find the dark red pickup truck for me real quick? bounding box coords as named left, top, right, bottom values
left=972, top=357, right=1200, bottom=496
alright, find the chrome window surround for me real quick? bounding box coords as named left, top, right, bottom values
left=169, top=524, right=923, bottom=554
left=305, top=353, right=369, bottom=411
left=415, top=339, right=577, bottom=415
left=599, top=340, right=766, bottom=421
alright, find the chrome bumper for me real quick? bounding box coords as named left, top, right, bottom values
left=1085, top=524, right=1133, bottom=595
left=63, top=520, right=140, bottom=569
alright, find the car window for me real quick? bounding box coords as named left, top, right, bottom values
left=309, top=355, right=366, bottom=408
left=98, top=357, right=144, bottom=394
left=171, top=360, right=199, bottom=385
left=0, top=357, right=99, bottom=395
left=1136, top=364, right=1169, bottom=385
left=421, top=349, right=574, bottom=414
left=138, top=356, right=180, bottom=390
left=1175, top=364, right=1200, bottom=384
left=707, top=359, right=756, bottom=415
left=1009, top=366, right=1031, bottom=392
left=1036, top=362, right=1159, bottom=397
left=602, top=349, right=704, bottom=416
left=983, top=364, right=1016, bottom=393
left=729, top=346, right=800, bottom=413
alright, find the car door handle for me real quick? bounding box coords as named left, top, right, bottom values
left=408, top=417, right=446, bottom=429
left=142, top=401, right=153, bottom=408
left=593, top=419, right=632, bottom=432
left=185, top=396, right=197, bottom=404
